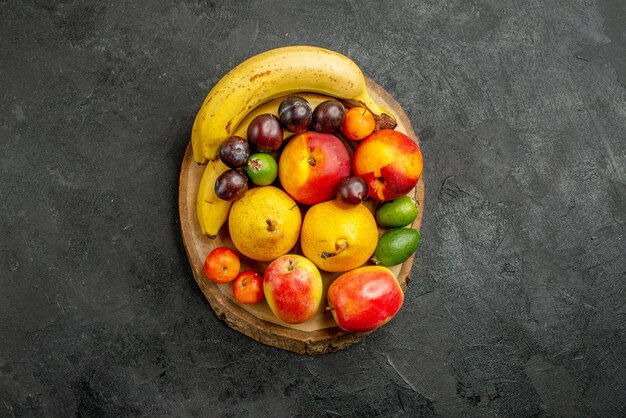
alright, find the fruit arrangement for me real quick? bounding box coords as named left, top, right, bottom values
left=185, top=46, right=423, bottom=348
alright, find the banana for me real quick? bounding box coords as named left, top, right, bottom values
left=191, top=115, right=208, bottom=165
left=191, top=46, right=391, bottom=163
left=196, top=158, right=232, bottom=238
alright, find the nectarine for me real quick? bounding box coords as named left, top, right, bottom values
left=352, top=129, right=422, bottom=201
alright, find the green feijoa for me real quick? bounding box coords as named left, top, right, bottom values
left=245, top=153, right=278, bottom=186
left=372, top=228, right=420, bottom=267
left=375, top=195, right=418, bottom=228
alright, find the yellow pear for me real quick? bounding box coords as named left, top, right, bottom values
left=300, top=200, right=378, bottom=272
left=229, top=186, right=301, bottom=261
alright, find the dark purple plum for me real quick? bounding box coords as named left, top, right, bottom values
left=215, top=169, right=248, bottom=201
left=219, top=136, right=250, bottom=168
left=247, top=114, right=283, bottom=152
left=337, top=176, right=369, bottom=204
left=279, top=96, right=312, bottom=133
left=312, top=100, right=346, bottom=133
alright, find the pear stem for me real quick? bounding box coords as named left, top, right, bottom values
left=321, top=239, right=349, bottom=259
left=266, top=219, right=276, bottom=232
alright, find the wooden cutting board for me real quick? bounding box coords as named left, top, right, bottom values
left=179, top=79, right=424, bottom=355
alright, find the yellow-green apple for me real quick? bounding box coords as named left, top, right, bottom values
left=327, top=266, right=404, bottom=332
left=263, top=254, right=323, bottom=324
left=278, top=131, right=350, bottom=205
left=352, top=129, right=423, bottom=201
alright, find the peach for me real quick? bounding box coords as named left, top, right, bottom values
left=352, top=129, right=423, bottom=201
left=327, top=266, right=404, bottom=332
left=263, top=254, right=323, bottom=324
left=278, top=131, right=350, bottom=205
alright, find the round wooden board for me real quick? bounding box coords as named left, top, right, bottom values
left=179, top=79, right=424, bottom=355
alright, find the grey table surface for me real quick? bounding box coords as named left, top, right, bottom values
left=1, top=1, right=625, bottom=417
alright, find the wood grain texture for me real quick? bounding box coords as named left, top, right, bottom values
left=179, top=79, right=425, bottom=354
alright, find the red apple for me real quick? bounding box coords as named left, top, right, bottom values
left=352, top=129, right=423, bottom=201
left=278, top=131, right=350, bottom=205
left=263, top=254, right=323, bottom=324
left=204, top=247, right=240, bottom=284
left=232, top=270, right=264, bottom=304
left=327, top=266, right=404, bottom=332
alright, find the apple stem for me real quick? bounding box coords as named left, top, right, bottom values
left=307, top=157, right=316, bottom=166
left=321, top=239, right=349, bottom=259
left=265, top=218, right=276, bottom=232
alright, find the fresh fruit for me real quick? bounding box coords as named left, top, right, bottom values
left=219, top=136, right=250, bottom=168
left=279, top=96, right=312, bottom=133
left=327, top=266, right=404, bottom=332
left=372, top=228, right=421, bottom=267
left=247, top=114, right=283, bottom=153
left=376, top=195, right=418, bottom=228
left=278, top=131, right=351, bottom=205
left=263, top=254, right=323, bottom=324
left=337, top=176, right=369, bottom=205
left=196, top=159, right=233, bottom=238
left=204, top=247, right=240, bottom=284
left=229, top=186, right=302, bottom=261
left=232, top=93, right=333, bottom=140
left=245, top=153, right=278, bottom=186
left=232, top=270, right=264, bottom=304
left=342, top=107, right=375, bottom=140
left=312, top=99, right=346, bottom=133
left=215, top=169, right=248, bottom=201
left=190, top=45, right=391, bottom=163
left=353, top=129, right=423, bottom=201
left=300, top=200, right=378, bottom=272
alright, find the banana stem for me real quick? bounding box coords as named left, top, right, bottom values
left=374, top=114, right=398, bottom=131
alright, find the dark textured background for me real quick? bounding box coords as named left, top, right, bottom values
left=1, top=0, right=625, bottom=416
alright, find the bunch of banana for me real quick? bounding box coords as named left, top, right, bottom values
left=191, top=45, right=392, bottom=164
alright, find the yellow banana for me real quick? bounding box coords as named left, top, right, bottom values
left=196, top=158, right=232, bottom=238
left=191, top=46, right=390, bottom=163
left=191, top=116, right=207, bottom=165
